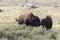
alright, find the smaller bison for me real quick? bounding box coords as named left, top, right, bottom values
left=42, top=16, right=53, bottom=30
left=16, top=12, right=34, bottom=26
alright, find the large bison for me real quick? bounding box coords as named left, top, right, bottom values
left=15, top=12, right=41, bottom=26
left=16, top=12, right=34, bottom=26
left=42, top=16, right=53, bottom=30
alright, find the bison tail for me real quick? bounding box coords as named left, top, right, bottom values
left=15, top=18, right=19, bottom=21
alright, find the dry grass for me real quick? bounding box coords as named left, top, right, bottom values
left=0, top=0, right=60, bottom=40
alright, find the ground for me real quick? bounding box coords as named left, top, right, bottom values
left=0, top=0, right=60, bottom=40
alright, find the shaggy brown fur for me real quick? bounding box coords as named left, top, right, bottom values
left=31, top=15, right=41, bottom=26
left=16, top=12, right=34, bottom=26
left=42, top=16, right=53, bottom=30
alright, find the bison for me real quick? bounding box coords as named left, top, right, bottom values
left=16, top=12, right=34, bottom=26
left=15, top=12, right=41, bottom=26
left=42, top=16, right=53, bottom=30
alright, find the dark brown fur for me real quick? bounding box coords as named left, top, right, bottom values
left=31, top=15, right=41, bottom=26
left=42, top=16, right=53, bottom=30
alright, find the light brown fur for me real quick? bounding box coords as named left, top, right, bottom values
left=16, top=12, right=34, bottom=25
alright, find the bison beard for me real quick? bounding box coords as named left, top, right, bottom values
left=42, top=16, right=52, bottom=30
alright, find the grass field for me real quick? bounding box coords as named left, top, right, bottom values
left=0, top=0, right=60, bottom=40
